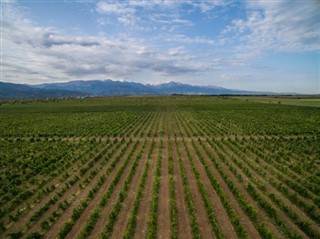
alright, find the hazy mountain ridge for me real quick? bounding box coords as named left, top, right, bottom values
left=0, top=81, right=89, bottom=99
left=35, top=80, right=260, bottom=95
left=1, top=80, right=267, bottom=99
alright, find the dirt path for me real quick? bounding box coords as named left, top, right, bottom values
left=109, top=139, right=151, bottom=238
left=150, top=108, right=162, bottom=138
left=172, top=109, right=218, bottom=238
left=177, top=139, right=215, bottom=239
left=143, top=109, right=158, bottom=137
left=25, top=142, right=116, bottom=236
left=219, top=140, right=319, bottom=237
left=244, top=138, right=320, bottom=212
left=156, top=137, right=171, bottom=239
left=185, top=139, right=238, bottom=239
left=193, top=139, right=261, bottom=239
left=124, top=113, right=150, bottom=137
left=84, top=141, right=144, bottom=239
left=131, top=112, right=153, bottom=137
left=203, top=139, right=283, bottom=238
left=0, top=134, right=314, bottom=146
left=171, top=139, right=193, bottom=239
left=4, top=141, right=107, bottom=236
left=133, top=140, right=158, bottom=239
left=45, top=140, right=135, bottom=239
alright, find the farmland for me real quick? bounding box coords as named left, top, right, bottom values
left=231, top=96, right=320, bottom=108
left=0, top=96, right=319, bottom=239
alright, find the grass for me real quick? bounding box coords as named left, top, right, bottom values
left=231, top=96, right=320, bottom=107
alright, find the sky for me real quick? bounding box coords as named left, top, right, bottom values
left=1, top=0, right=320, bottom=93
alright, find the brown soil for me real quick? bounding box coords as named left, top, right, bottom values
left=80, top=141, right=144, bottom=239
left=203, top=139, right=284, bottom=238
left=185, top=139, right=238, bottom=239
left=173, top=109, right=238, bottom=238
left=3, top=103, right=318, bottom=239
left=246, top=138, right=320, bottom=215
left=193, top=139, right=262, bottom=239
left=4, top=141, right=108, bottom=236
left=177, top=139, right=215, bottom=239
left=1, top=134, right=313, bottom=148
left=134, top=140, right=158, bottom=239
left=171, top=139, right=193, bottom=239
left=219, top=139, right=320, bottom=236
left=109, top=139, right=151, bottom=238
left=45, top=140, right=137, bottom=239
left=130, top=113, right=152, bottom=137
left=156, top=137, right=171, bottom=239
left=24, top=141, right=117, bottom=237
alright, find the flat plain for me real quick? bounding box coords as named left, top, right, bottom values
left=0, top=96, right=319, bottom=239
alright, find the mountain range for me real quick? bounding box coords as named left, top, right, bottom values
left=1, top=80, right=268, bottom=99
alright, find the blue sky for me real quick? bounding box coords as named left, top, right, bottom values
left=2, top=0, right=319, bottom=93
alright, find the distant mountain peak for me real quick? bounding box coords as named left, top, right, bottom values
left=164, top=81, right=183, bottom=85
left=1, top=79, right=269, bottom=99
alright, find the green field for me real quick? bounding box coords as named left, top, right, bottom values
left=232, top=96, right=320, bottom=107
left=1, top=96, right=319, bottom=239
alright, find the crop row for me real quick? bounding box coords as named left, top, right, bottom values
left=206, top=138, right=319, bottom=238
left=56, top=139, right=139, bottom=239
left=223, top=138, right=320, bottom=222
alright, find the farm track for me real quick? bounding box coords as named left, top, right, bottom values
left=133, top=117, right=161, bottom=238
left=178, top=138, right=217, bottom=238
left=108, top=139, right=152, bottom=238
left=202, top=139, right=284, bottom=238
left=0, top=133, right=314, bottom=144
left=219, top=139, right=320, bottom=236
left=244, top=139, right=320, bottom=207
left=176, top=139, right=215, bottom=239
left=171, top=139, right=193, bottom=239
left=1, top=97, right=319, bottom=239
left=81, top=141, right=144, bottom=239
left=156, top=108, right=173, bottom=238
left=1, top=134, right=318, bottom=239
left=45, top=140, right=137, bottom=239
left=4, top=141, right=109, bottom=235
left=2, top=141, right=92, bottom=210
left=131, top=139, right=157, bottom=238
left=156, top=137, right=171, bottom=239
left=214, top=140, right=308, bottom=238
left=24, top=150, right=111, bottom=235
left=185, top=139, right=238, bottom=239
left=193, top=139, right=261, bottom=239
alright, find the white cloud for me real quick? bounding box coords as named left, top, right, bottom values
left=2, top=3, right=215, bottom=84
left=96, top=1, right=135, bottom=14
left=128, top=0, right=179, bottom=8
left=2, top=0, right=318, bottom=93
left=165, top=34, right=215, bottom=45
left=191, top=0, right=226, bottom=12
left=97, top=0, right=228, bottom=12
left=224, top=0, right=320, bottom=57
left=95, top=0, right=227, bottom=27
left=1, top=0, right=16, bottom=3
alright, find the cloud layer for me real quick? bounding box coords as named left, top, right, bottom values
left=3, top=2, right=214, bottom=83
left=2, top=0, right=319, bottom=93
left=224, top=0, right=320, bottom=57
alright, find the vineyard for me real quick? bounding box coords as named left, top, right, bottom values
left=0, top=96, right=319, bottom=239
